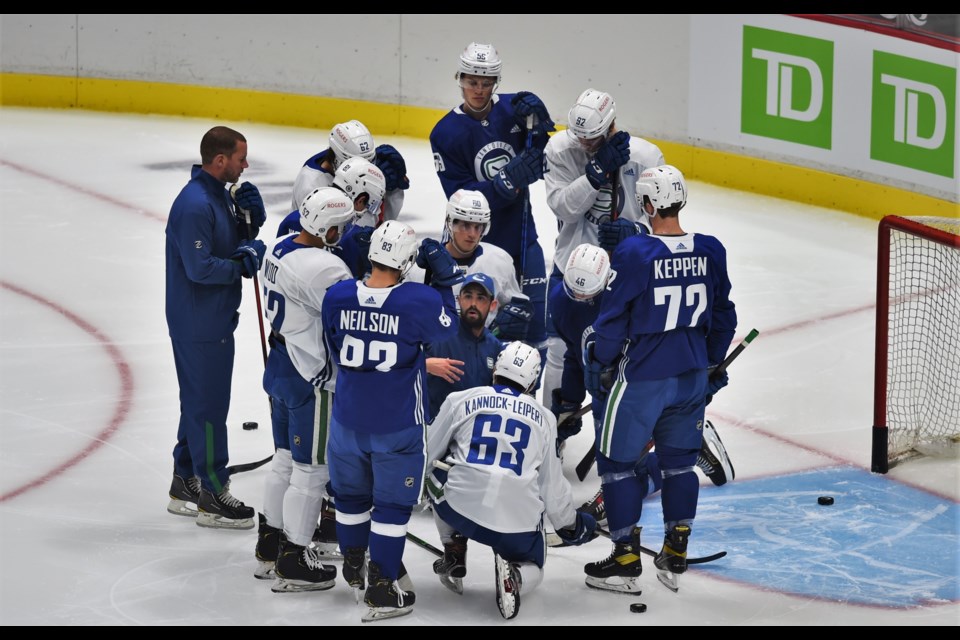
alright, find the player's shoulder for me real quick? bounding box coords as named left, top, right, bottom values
left=628, top=136, right=665, bottom=164
left=477, top=242, right=512, bottom=262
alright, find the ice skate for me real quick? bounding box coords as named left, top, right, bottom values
left=254, top=513, right=280, bottom=579
left=196, top=483, right=255, bottom=530
left=654, top=524, right=690, bottom=593
left=361, top=561, right=415, bottom=622
left=432, top=533, right=467, bottom=594
left=271, top=537, right=337, bottom=593
left=494, top=552, right=522, bottom=619
left=696, top=420, right=735, bottom=486
left=584, top=526, right=643, bottom=594
left=166, top=474, right=201, bottom=517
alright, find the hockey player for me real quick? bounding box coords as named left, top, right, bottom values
left=409, top=189, right=534, bottom=343
left=424, top=272, right=504, bottom=417
left=290, top=119, right=407, bottom=221
left=426, top=342, right=597, bottom=619
left=430, top=43, right=553, bottom=365
left=582, top=166, right=737, bottom=594
left=254, top=187, right=355, bottom=593
left=165, top=126, right=265, bottom=530
left=541, top=88, right=665, bottom=411
left=321, top=221, right=462, bottom=622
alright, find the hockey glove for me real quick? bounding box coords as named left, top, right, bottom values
left=583, top=337, right=615, bottom=399
left=551, top=389, right=583, bottom=442
left=598, top=218, right=643, bottom=252
left=705, top=368, right=729, bottom=405
left=417, top=238, right=463, bottom=287
left=555, top=510, right=598, bottom=547
left=511, top=91, right=556, bottom=142
left=231, top=239, right=266, bottom=278
left=491, top=296, right=533, bottom=341
left=493, top=147, right=544, bottom=199
left=374, top=144, right=410, bottom=191
left=232, top=182, right=267, bottom=230
left=585, top=131, right=631, bottom=190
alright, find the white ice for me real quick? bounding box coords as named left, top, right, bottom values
left=0, top=108, right=957, bottom=626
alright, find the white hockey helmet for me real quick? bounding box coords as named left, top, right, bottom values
left=299, top=187, right=356, bottom=247
left=328, top=120, right=376, bottom=169
left=493, top=341, right=542, bottom=392
left=368, top=220, right=418, bottom=276
left=567, top=89, right=616, bottom=140
left=445, top=189, right=491, bottom=238
left=563, top=243, right=615, bottom=301
left=457, top=42, right=502, bottom=79
left=333, top=157, right=387, bottom=218
left=636, top=164, right=687, bottom=214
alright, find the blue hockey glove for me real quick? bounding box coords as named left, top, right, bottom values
left=374, top=144, right=410, bottom=191
left=417, top=238, right=463, bottom=287
left=491, top=296, right=533, bottom=341
left=598, top=218, right=642, bottom=251
left=551, top=389, right=583, bottom=442
left=511, top=91, right=556, bottom=140
left=705, top=368, right=729, bottom=405
left=232, top=182, right=267, bottom=229
left=585, top=131, right=631, bottom=190
left=583, top=337, right=615, bottom=399
left=231, top=239, right=266, bottom=278
left=556, top=510, right=598, bottom=547
left=493, top=147, right=544, bottom=199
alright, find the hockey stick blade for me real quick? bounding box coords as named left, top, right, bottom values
left=227, top=453, right=273, bottom=475
left=595, top=527, right=726, bottom=565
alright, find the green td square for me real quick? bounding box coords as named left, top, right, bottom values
left=871, top=51, right=956, bottom=178
left=742, top=26, right=834, bottom=149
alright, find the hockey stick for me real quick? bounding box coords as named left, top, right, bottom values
left=519, top=114, right=534, bottom=287
left=406, top=532, right=443, bottom=558
left=230, top=184, right=269, bottom=371
left=595, top=527, right=726, bottom=564
left=575, top=328, right=760, bottom=482
left=226, top=453, right=273, bottom=475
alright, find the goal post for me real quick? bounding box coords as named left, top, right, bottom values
left=873, top=215, right=960, bottom=473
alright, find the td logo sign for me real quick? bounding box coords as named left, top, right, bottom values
left=872, top=51, right=955, bottom=178
left=742, top=26, right=834, bottom=149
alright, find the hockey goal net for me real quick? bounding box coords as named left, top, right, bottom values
left=873, top=215, right=960, bottom=473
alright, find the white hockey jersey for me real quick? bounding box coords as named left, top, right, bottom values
left=291, top=161, right=404, bottom=223
left=407, top=242, right=527, bottom=328
left=426, top=384, right=576, bottom=534
left=260, top=234, right=353, bottom=390
left=544, top=131, right=665, bottom=271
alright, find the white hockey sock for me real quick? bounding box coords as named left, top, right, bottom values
left=262, top=448, right=293, bottom=529
left=282, top=461, right=328, bottom=546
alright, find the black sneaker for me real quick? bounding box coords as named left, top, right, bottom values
left=433, top=533, right=467, bottom=594
left=696, top=421, right=735, bottom=486
left=494, top=552, right=522, bottom=619
left=312, top=498, right=341, bottom=558
left=362, top=561, right=415, bottom=622
left=167, top=474, right=201, bottom=517
left=579, top=488, right=607, bottom=527
left=272, top=537, right=337, bottom=593
left=196, top=484, right=255, bottom=530
left=254, top=513, right=281, bottom=579
left=584, top=526, right=643, bottom=594
left=654, top=524, right=691, bottom=592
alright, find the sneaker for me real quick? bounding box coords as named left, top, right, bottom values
left=362, top=561, right=415, bottom=623
left=494, top=552, right=522, bottom=620
left=653, top=524, right=691, bottom=593
left=342, top=546, right=367, bottom=603
left=583, top=526, right=643, bottom=594
left=196, top=483, right=255, bottom=530
left=579, top=488, right=607, bottom=527
left=254, top=513, right=281, bottom=579
left=432, top=533, right=467, bottom=594
left=271, top=536, right=337, bottom=592
left=696, top=420, right=735, bottom=486
left=312, top=498, right=341, bottom=558
left=167, top=474, right=201, bottom=517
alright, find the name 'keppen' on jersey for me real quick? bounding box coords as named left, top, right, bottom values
left=339, top=309, right=400, bottom=335
left=655, top=256, right=708, bottom=280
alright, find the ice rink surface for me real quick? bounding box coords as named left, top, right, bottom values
left=1, top=108, right=957, bottom=626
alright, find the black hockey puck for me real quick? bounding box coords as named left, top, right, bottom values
left=630, top=603, right=647, bottom=613
left=242, top=421, right=259, bottom=431
left=818, top=496, right=834, bottom=505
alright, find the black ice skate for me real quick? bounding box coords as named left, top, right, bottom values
left=362, top=561, right=415, bottom=623
left=494, top=552, right=522, bottom=620
left=580, top=488, right=607, bottom=527
left=166, top=474, right=201, bottom=517
left=254, top=513, right=280, bottom=580
left=196, top=483, right=255, bottom=530
left=584, top=526, right=643, bottom=594
left=342, top=546, right=367, bottom=603
left=311, top=498, right=342, bottom=559
left=696, top=420, right=735, bottom=486
left=654, top=524, right=691, bottom=593
left=271, top=537, right=337, bottom=593
left=433, top=533, right=467, bottom=594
